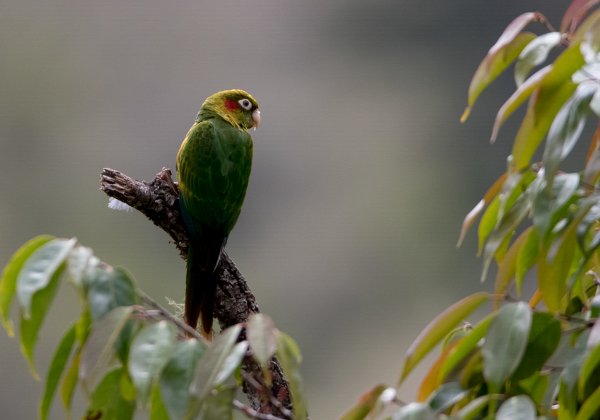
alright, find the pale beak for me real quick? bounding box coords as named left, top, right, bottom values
left=252, top=109, right=261, bottom=129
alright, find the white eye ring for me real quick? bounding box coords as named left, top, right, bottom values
left=238, top=98, right=253, bottom=110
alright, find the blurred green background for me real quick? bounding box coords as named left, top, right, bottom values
left=0, top=1, right=567, bottom=418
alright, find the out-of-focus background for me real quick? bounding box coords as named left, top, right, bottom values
left=0, top=1, right=567, bottom=418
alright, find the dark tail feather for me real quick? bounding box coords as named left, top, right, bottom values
left=184, top=245, right=218, bottom=340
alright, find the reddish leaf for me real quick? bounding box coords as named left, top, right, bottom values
left=417, top=341, right=459, bottom=402
left=400, top=292, right=489, bottom=383
left=561, top=0, right=600, bottom=33
left=462, top=32, right=536, bottom=122
left=339, top=385, right=387, bottom=420
left=584, top=123, right=600, bottom=186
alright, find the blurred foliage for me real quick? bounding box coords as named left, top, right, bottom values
left=0, top=236, right=305, bottom=419
left=342, top=2, right=600, bottom=419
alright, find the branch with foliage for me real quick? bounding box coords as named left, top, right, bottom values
left=341, top=2, right=600, bottom=419
left=0, top=167, right=307, bottom=419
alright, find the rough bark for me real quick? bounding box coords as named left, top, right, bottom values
left=99, top=167, right=291, bottom=417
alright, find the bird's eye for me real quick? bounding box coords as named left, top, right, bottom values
left=238, top=98, right=253, bottom=110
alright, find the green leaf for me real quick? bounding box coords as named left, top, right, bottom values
left=426, top=382, right=467, bottom=413
left=391, top=402, right=436, bottom=420
left=558, top=331, right=589, bottom=419
left=543, top=84, right=595, bottom=186
left=458, top=173, right=507, bottom=247
left=532, top=172, right=580, bottom=240
left=462, top=13, right=542, bottom=121
left=515, top=32, right=562, bottom=86
left=276, top=330, right=307, bottom=420
left=515, top=227, right=540, bottom=294
left=576, top=385, right=600, bottom=420
left=197, top=386, right=235, bottom=420
left=85, top=266, right=137, bottom=321
left=455, top=395, right=499, bottom=420
left=247, top=313, right=277, bottom=383
left=496, top=395, right=536, bottom=420
left=491, top=65, right=551, bottom=143
left=511, top=312, right=561, bottom=380
left=85, top=367, right=136, bottom=420
left=128, top=321, right=176, bottom=405
left=578, top=342, right=600, bottom=398
left=159, top=339, right=205, bottom=420
left=512, top=44, right=585, bottom=170
left=16, top=237, right=76, bottom=318
left=0, top=235, right=53, bottom=335
left=149, top=385, right=170, bottom=420
left=481, top=195, right=530, bottom=282
left=60, top=347, right=81, bottom=412
left=19, top=256, right=66, bottom=379
left=339, top=384, right=387, bottom=420
left=40, top=324, right=76, bottom=420
left=537, top=223, right=578, bottom=312
left=478, top=195, right=501, bottom=255
left=494, top=227, right=532, bottom=299
left=80, top=306, right=134, bottom=393
left=482, top=302, right=532, bottom=391
left=517, top=372, right=549, bottom=407
left=190, top=324, right=243, bottom=400
left=438, top=313, right=495, bottom=382
left=400, top=292, right=489, bottom=382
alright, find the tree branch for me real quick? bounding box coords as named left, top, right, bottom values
left=99, top=167, right=291, bottom=416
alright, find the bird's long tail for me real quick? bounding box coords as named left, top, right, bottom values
left=184, top=245, right=218, bottom=340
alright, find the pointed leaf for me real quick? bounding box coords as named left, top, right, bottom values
left=576, top=385, right=600, bottom=420
left=562, top=0, right=600, bottom=33
left=426, top=382, right=468, bottom=413
left=511, top=312, right=561, bottom=380
left=159, top=339, right=205, bottom=420
left=0, top=235, right=53, bottom=335
left=578, top=331, right=600, bottom=397
left=19, top=258, right=65, bottom=379
left=532, top=173, right=580, bottom=238
left=481, top=195, right=530, bottom=282
left=128, top=321, right=176, bottom=404
left=16, top=237, right=76, bottom=318
left=60, top=347, right=81, bottom=412
left=482, top=302, right=532, bottom=391
left=491, top=65, right=552, bottom=143
left=512, top=44, right=585, bottom=170
left=516, top=227, right=540, bottom=293
left=276, top=330, right=307, bottom=420
left=400, top=292, right=489, bottom=382
left=515, top=32, right=562, bottom=86
left=496, top=395, right=536, bottom=420
left=417, top=340, right=459, bottom=401
left=40, top=324, right=76, bottom=420
left=85, top=367, right=136, bottom=420
left=190, top=324, right=242, bottom=400
left=80, top=306, right=134, bottom=393
left=543, top=84, right=595, bottom=186
left=494, top=227, right=533, bottom=301
left=438, top=313, right=495, bottom=382
left=462, top=30, right=536, bottom=121
left=85, top=266, right=137, bottom=321
left=456, top=395, right=500, bottom=420
left=149, top=385, right=170, bottom=420
left=458, top=173, right=508, bottom=247
left=339, top=385, right=387, bottom=420
left=559, top=332, right=590, bottom=419
left=583, top=123, right=600, bottom=185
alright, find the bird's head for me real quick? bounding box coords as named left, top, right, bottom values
left=198, top=89, right=261, bottom=131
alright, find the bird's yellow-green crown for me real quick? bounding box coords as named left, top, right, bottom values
left=197, top=89, right=260, bottom=130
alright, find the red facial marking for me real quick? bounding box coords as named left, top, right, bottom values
left=224, top=99, right=239, bottom=111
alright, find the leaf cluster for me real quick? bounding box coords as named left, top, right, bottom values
left=342, top=2, right=600, bottom=419
left=0, top=236, right=306, bottom=420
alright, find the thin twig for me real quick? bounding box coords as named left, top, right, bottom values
left=232, top=400, right=287, bottom=420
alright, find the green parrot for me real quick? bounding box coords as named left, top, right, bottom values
left=176, top=89, right=260, bottom=338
